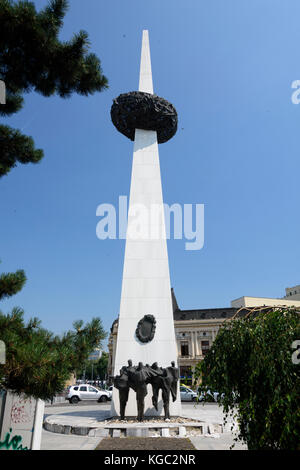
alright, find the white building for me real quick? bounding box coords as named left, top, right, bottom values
left=284, top=284, right=300, bottom=301
left=231, top=284, right=300, bottom=308
left=88, top=349, right=102, bottom=361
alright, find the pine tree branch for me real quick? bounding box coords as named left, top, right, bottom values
left=0, top=125, right=43, bottom=176
left=0, top=269, right=26, bottom=300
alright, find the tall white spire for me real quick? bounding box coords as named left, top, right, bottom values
left=138, top=30, right=154, bottom=94
left=111, top=30, right=181, bottom=418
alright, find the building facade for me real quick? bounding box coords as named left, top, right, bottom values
left=231, top=284, right=300, bottom=308
left=108, top=284, right=300, bottom=384
left=108, top=285, right=300, bottom=383
left=284, top=284, right=300, bottom=301
left=108, top=289, right=241, bottom=384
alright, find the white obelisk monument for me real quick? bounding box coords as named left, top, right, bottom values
left=111, top=30, right=181, bottom=417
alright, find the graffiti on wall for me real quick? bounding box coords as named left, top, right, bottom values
left=0, top=428, right=28, bottom=450
left=0, top=392, right=39, bottom=450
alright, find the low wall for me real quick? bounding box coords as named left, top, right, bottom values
left=0, top=390, right=44, bottom=450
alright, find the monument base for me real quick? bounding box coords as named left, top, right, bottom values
left=44, top=413, right=223, bottom=438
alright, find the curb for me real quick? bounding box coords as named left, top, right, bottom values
left=43, top=416, right=224, bottom=438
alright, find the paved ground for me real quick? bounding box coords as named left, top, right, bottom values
left=41, top=428, right=102, bottom=450
left=96, top=437, right=196, bottom=450
left=44, top=401, right=234, bottom=426
left=190, top=434, right=246, bottom=450
left=41, top=401, right=247, bottom=450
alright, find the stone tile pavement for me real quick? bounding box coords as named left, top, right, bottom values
left=41, top=402, right=247, bottom=450
left=41, top=428, right=103, bottom=450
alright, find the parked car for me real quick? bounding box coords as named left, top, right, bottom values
left=180, top=386, right=198, bottom=402
left=198, top=389, right=218, bottom=402
left=66, top=385, right=111, bottom=404
left=106, top=385, right=113, bottom=399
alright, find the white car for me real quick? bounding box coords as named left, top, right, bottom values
left=66, top=385, right=111, bottom=404
left=106, top=385, right=113, bottom=399
left=180, top=386, right=198, bottom=402
left=198, top=389, right=218, bottom=402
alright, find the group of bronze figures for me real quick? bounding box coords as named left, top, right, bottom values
left=112, top=360, right=179, bottom=421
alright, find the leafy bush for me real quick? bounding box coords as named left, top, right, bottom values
left=195, top=307, right=300, bottom=450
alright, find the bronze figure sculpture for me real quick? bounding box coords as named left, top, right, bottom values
left=112, top=360, right=179, bottom=421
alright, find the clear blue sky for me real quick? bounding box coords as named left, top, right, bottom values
left=1, top=0, right=300, bottom=348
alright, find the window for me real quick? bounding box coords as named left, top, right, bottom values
left=181, top=341, right=189, bottom=357
left=201, top=340, right=210, bottom=356
left=180, top=366, right=192, bottom=378
left=79, top=386, right=87, bottom=392
left=89, top=387, right=97, bottom=393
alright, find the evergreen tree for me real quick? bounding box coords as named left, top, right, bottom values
left=77, top=351, right=109, bottom=381
left=0, top=309, right=107, bottom=399
left=0, top=1, right=109, bottom=399
left=97, top=351, right=109, bottom=380
left=0, top=261, right=26, bottom=301
left=0, top=0, right=108, bottom=176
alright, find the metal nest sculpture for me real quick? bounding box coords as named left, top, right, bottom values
left=111, top=91, right=178, bottom=143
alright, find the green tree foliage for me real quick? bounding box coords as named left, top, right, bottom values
left=0, top=309, right=107, bottom=400
left=0, top=261, right=26, bottom=301
left=195, top=307, right=300, bottom=450
left=95, top=351, right=109, bottom=380
left=0, top=0, right=108, bottom=176
left=0, top=125, right=43, bottom=177
left=77, top=351, right=109, bottom=381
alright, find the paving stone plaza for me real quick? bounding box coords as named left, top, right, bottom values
left=42, top=402, right=246, bottom=450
